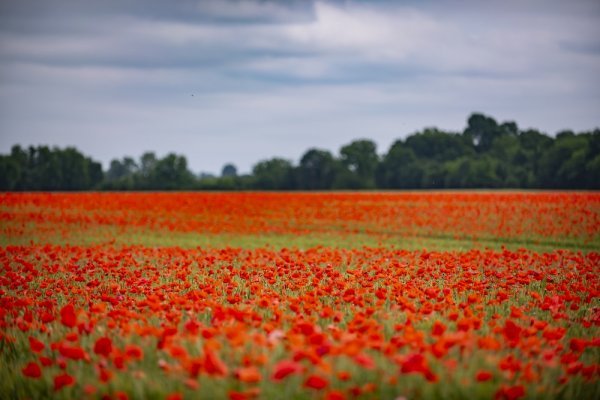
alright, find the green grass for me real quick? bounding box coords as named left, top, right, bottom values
left=2, top=221, right=598, bottom=252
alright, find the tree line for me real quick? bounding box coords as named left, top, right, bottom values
left=1, top=113, right=599, bottom=191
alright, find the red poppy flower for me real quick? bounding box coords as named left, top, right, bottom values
left=54, top=373, right=75, bottom=391
left=271, top=360, right=302, bottom=381
left=476, top=371, right=493, bottom=382
left=94, top=337, right=113, bottom=357
left=28, top=336, right=45, bottom=353
left=204, top=348, right=228, bottom=376
left=60, top=304, right=77, bottom=328
left=22, top=362, right=42, bottom=378
left=304, top=375, right=329, bottom=390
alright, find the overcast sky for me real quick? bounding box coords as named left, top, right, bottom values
left=1, top=0, right=599, bottom=174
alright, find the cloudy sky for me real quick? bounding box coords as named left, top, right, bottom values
left=1, top=0, right=599, bottom=174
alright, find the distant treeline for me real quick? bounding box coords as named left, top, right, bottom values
left=1, top=113, right=599, bottom=191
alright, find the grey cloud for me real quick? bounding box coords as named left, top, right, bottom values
left=561, top=41, right=600, bottom=56
left=0, top=0, right=313, bottom=24
left=1, top=0, right=599, bottom=174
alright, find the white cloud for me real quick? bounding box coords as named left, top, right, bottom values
left=283, top=2, right=435, bottom=58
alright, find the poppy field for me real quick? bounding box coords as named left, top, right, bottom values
left=1, top=192, right=599, bottom=399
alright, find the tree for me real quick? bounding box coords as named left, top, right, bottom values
left=252, top=158, right=295, bottom=190
left=104, top=157, right=137, bottom=190
left=584, top=129, right=600, bottom=188
left=500, top=121, right=519, bottom=136
left=586, top=153, right=600, bottom=189
left=0, top=155, right=21, bottom=190
left=150, top=153, right=194, bottom=190
left=517, top=129, right=553, bottom=184
left=376, top=141, right=421, bottom=188
left=405, top=128, right=473, bottom=162
left=419, top=160, right=446, bottom=189
left=88, top=160, right=104, bottom=189
left=444, top=157, right=470, bottom=188
left=539, top=135, right=590, bottom=188
left=27, top=146, right=62, bottom=190
left=464, top=113, right=503, bottom=152
left=107, top=157, right=138, bottom=181
left=464, top=156, right=501, bottom=188
left=59, top=147, right=91, bottom=190
left=338, top=139, right=378, bottom=188
left=221, top=163, right=237, bottom=178
left=297, top=149, right=337, bottom=190
left=140, top=152, right=157, bottom=178
left=0, top=145, right=103, bottom=190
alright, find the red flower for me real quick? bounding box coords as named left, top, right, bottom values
left=495, top=385, right=525, bottom=400
left=54, top=373, right=75, bottom=391
left=502, top=320, right=521, bottom=342
left=271, top=360, right=302, bottom=381
left=304, top=375, right=329, bottom=390
left=40, top=312, right=55, bottom=324
left=60, top=304, right=77, bottom=328
left=542, top=326, right=566, bottom=341
left=431, top=321, right=446, bottom=336
left=326, top=390, right=346, bottom=400
left=570, top=338, right=587, bottom=352
left=476, top=371, right=493, bottom=382
left=94, top=337, right=113, bottom=357
left=184, top=319, right=200, bottom=335
left=124, top=344, right=144, bottom=361
left=58, top=343, right=86, bottom=360
left=228, top=389, right=260, bottom=400
left=204, top=347, right=228, bottom=376
left=99, top=367, right=113, bottom=383
left=22, top=362, right=42, bottom=378
left=354, top=353, right=375, bottom=370
left=115, top=391, right=129, bottom=400
left=28, top=336, right=45, bottom=353
left=39, top=356, right=53, bottom=367
left=400, top=353, right=425, bottom=374
left=399, top=353, right=438, bottom=382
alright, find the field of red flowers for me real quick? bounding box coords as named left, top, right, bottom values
left=1, top=192, right=599, bottom=399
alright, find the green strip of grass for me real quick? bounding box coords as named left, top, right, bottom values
left=1, top=222, right=598, bottom=252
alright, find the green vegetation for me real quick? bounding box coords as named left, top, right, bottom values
left=2, top=220, right=598, bottom=253
left=0, top=145, right=103, bottom=190
left=1, top=113, right=599, bottom=190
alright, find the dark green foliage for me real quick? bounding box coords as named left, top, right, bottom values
left=102, top=152, right=195, bottom=190
left=336, top=139, right=379, bottom=189
left=0, top=145, right=103, bottom=191
left=465, top=113, right=505, bottom=152
left=405, top=128, right=473, bottom=162
left=1, top=114, right=598, bottom=191
left=0, top=155, right=21, bottom=190
left=252, top=158, right=295, bottom=190
left=221, top=163, right=237, bottom=178
left=372, top=115, right=598, bottom=190
left=297, top=148, right=337, bottom=190
left=537, top=131, right=598, bottom=189
left=376, top=142, right=420, bottom=189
